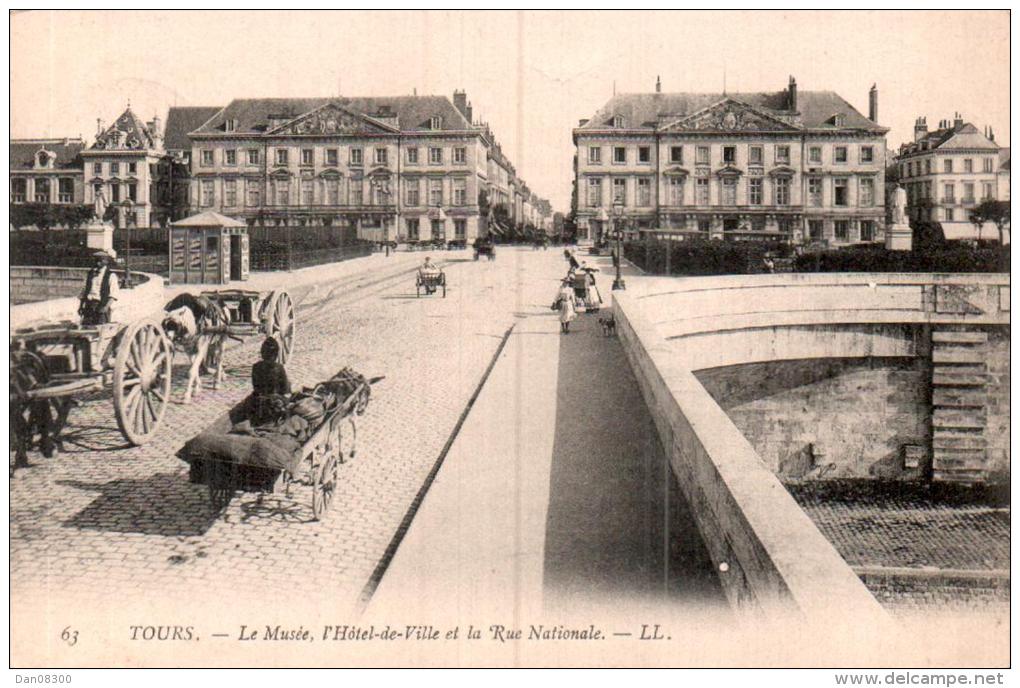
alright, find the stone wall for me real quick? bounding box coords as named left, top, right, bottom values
left=10, top=266, right=94, bottom=304
left=697, top=358, right=928, bottom=481
left=985, top=329, right=1010, bottom=479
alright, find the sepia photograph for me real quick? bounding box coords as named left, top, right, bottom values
left=7, top=9, right=1012, bottom=674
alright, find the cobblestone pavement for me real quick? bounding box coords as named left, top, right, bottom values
left=787, top=480, right=1010, bottom=616
left=11, top=247, right=570, bottom=612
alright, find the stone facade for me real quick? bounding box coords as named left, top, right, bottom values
left=9, top=138, right=85, bottom=209
left=573, top=77, right=887, bottom=246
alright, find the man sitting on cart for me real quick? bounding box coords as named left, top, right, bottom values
left=252, top=337, right=291, bottom=424
left=419, top=256, right=443, bottom=294
left=78, top=250, right=120, bottom=326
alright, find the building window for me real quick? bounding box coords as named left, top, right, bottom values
left=93, top=162, right=102, bottom=175
left=11, top=178, right=26, bottom=203
left=375, top=148, right=388, bottom=165
left=301, top=149, right=314, bottom=166
left=696, top=177, right=709, bottom=205
left=809, top=220, right=824, bottom=239
left=321, top=177, right=337, bottom=205
left=860, top=146, right=874, bottom=163
left=321, top=149, right=336, bottom=167
left=612, top=178, right=626, bottom=205
left=429, top=178, right=443, bottom=206
left=668, top=177, right=684, bottom=205
left=405, top=178, right=420, bottom=206
left=638, top=147, right=650, bottom=163
left=982, top=182, right=994, bottom=200
left=301, top=179, right=314, bottom=205
left=128, top=162, right=137, bottom=174
left=751, top=217, right=765, bottom=232
left=431, top=219, right=445, bottom=240
left=860, top=221, right=875, bottom=241
left=428, top=147, right=443, bottom=165
left=944, top=159, right=953, bottom=173
left=454, top=219, right=466, bottom=239
left=32, top=178, right=50, bottom=203
left=273, top=149, right=287, bottom=166
left=670, top=146, right=683, bottom=164
left=587, top=177, right=602, bottom=207
left=58, top=178, right=73, bottom=203
left=350, top=180, right=362, bottom=206
left=809, top=146, right=822, bottom=164
left=588, top=146, right=601, bottom=164
left=637, top=178, right=651, bottom=206
left=860, top=177, right=875, bottom=207
left=834, top=220, right=849, bottom=240
left=225, top=150, right=237, bottom=166
left=405, top=218, right=420, bottom=241
left=406, top=147, right=419, bottom=164
left=945, top=207, right=954, bottom=222
left=275, top=178, right=290, bottom=205
left=127, top=182, right=137, bottom=202
left=199, top=150, right=213, bottom=167
left=350, top=148, right=363, bottom=167
left=223, top=179, right=237, bottom=207
left=749, top=177, right=763, bottom=205
left=775, top=146, right=790, bottom=165
left=750, top=146, right=764, bottom=165
left=247, top=149, right=260, bottom=165
left=697, top=218, right=711, bottom=233
left=696, top=146, right=710, bottom=165
left=613, top=147, right=626, bottom=164
left=964, top=158, right=973, bottom=173
left=200, top=180, right=214, bottom=207
left=963, top=182, right=975, bottom=202
left=834, top=146, right=847, bottom=164
left=110, top=182, right=121, bottom=203
left=774, top=177, right=790, bottom=205
left=723, top=146, right=736, bottom=164
left=453, top=178, right=467, bottom=206
left=984, top=158, right=994, bottom=173
left=721, top=177, right=736, bottom=205
left=833, top=177, right=848, bottom=206
left=429, top=116, right=442, bottom=130
left=943, top=183, right=955, bottom=203
left=453, top=147, right=466, bottom=165
left=808, top=177, right=823, bottom=206
left=111, top=162, right=120, bottom=175
left=246, top=180, right=261, bottom=207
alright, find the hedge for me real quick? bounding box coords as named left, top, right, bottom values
left=794, top=244, right=1009, bottom=273
left=623, top=238, right=778, bottom=276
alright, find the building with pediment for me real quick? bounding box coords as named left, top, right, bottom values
left=572, top=77, right=888, bottom=246
left=896, top=115, right=1009, bottom=241
left=10, top=138, right=86, bottom=209
left=180, top=91, right=544, bottom=244
left=81, top=107, right=168, bottom=228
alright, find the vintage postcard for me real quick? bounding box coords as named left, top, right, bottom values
left=8, top=9, right=1011, bottom=672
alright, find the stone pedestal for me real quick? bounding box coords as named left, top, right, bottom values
left=84, top=219, right=116, bottom=257
left=885, top=223, right=912, bottom=251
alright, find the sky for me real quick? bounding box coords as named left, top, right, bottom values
left=10, top=10, right=1011, bottom=212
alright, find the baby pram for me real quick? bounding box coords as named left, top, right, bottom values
left=571, top=268, right=602, bottom=313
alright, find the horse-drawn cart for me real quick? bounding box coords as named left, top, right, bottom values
left=416, top=270, right=447, bottom=298
left=473, top=237, right=496, bottom=261
left=199, top=288, right=296, bottom=363
left=177, top=369, right=377, bottom=520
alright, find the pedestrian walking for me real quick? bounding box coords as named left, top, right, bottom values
left=556, top=279, right=578, bottom=333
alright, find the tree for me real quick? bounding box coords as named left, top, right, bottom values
left=970, top=200, right=1010, bottom=245
left=912, top=220, right=946, bottom=252
left=9, top=203, right=94, bottom=231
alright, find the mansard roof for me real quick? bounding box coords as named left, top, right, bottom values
left=192, top=95, right=474, bottom=136
left=164, top=106, right=221, bottom=151
left=10, top=138, right=85, bottom=170
left=899, top=121, right=1000, bottom=157
left=577, top=89, right=885, bottom=133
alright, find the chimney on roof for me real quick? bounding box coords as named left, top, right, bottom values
left=96, top=118, right=103, bottom=135
left=466, top=100, right=473, bottom=124
left=868, top=83, right=878, bottom=123
left=954, top=112, right=964, bottom=128
left=655, top=75, right=661, bottom=93
left=989, top=126, right=995, bottom=142
left=788, top=75, right=797, bottom=111
left=453, top=90, right=469, bottom=118
left=914, top=116, right=928, bottom=142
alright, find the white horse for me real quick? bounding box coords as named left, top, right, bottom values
left=162, top=294, right=228, bottom=404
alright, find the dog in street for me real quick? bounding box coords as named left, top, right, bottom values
left=597, top=314, right=616, bottom=336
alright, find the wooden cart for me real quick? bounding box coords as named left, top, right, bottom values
left=202, top=288, right=296, bottom=363
left=415, top=271, right=447, bottom=298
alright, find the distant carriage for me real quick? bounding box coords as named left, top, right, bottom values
left=416, top=270, right=447, bottom=298
left=473, top=237, right=496, bottom=261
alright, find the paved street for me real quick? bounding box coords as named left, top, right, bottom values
left=11, top=247, right=575, bottom=615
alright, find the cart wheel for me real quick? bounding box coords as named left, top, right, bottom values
left=311, top=454, right=338, bottom=521
left=113, top=318, right=172, bottom=446
left=265, top=290, right=296, bottom=364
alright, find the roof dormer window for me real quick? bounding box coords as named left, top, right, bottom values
left=610, top=115, right=625, bottom=128
left=832, top=114, right=846, bottom=127
left=36, top=151, right=50, bottom=168
left=429, top=116, right=442, bottom=130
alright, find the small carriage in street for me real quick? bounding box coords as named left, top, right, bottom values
left=9, top=287, right=296, bottom=468
left=177, top=368, right=378, bottom=520
left=473, top=237, right=496, bottom=261
left=416, top=270, right=447, bottom=298
left=571, top=267, right=603, bottom=313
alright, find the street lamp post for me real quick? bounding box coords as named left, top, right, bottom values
left=612, top=200, right=626, bottom=291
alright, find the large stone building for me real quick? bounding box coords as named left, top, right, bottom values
left=179, top=92, right=549, bottom=244
left=896, top=115, right=1010, bottom=240
left=9, top=138, right=86, bottom=208
left=572, top=77, right=888, bottom=246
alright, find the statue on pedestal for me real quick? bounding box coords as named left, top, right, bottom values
left=93, top=187, right=108, bottom=221
left=892, top=184, right=907, bottom=225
